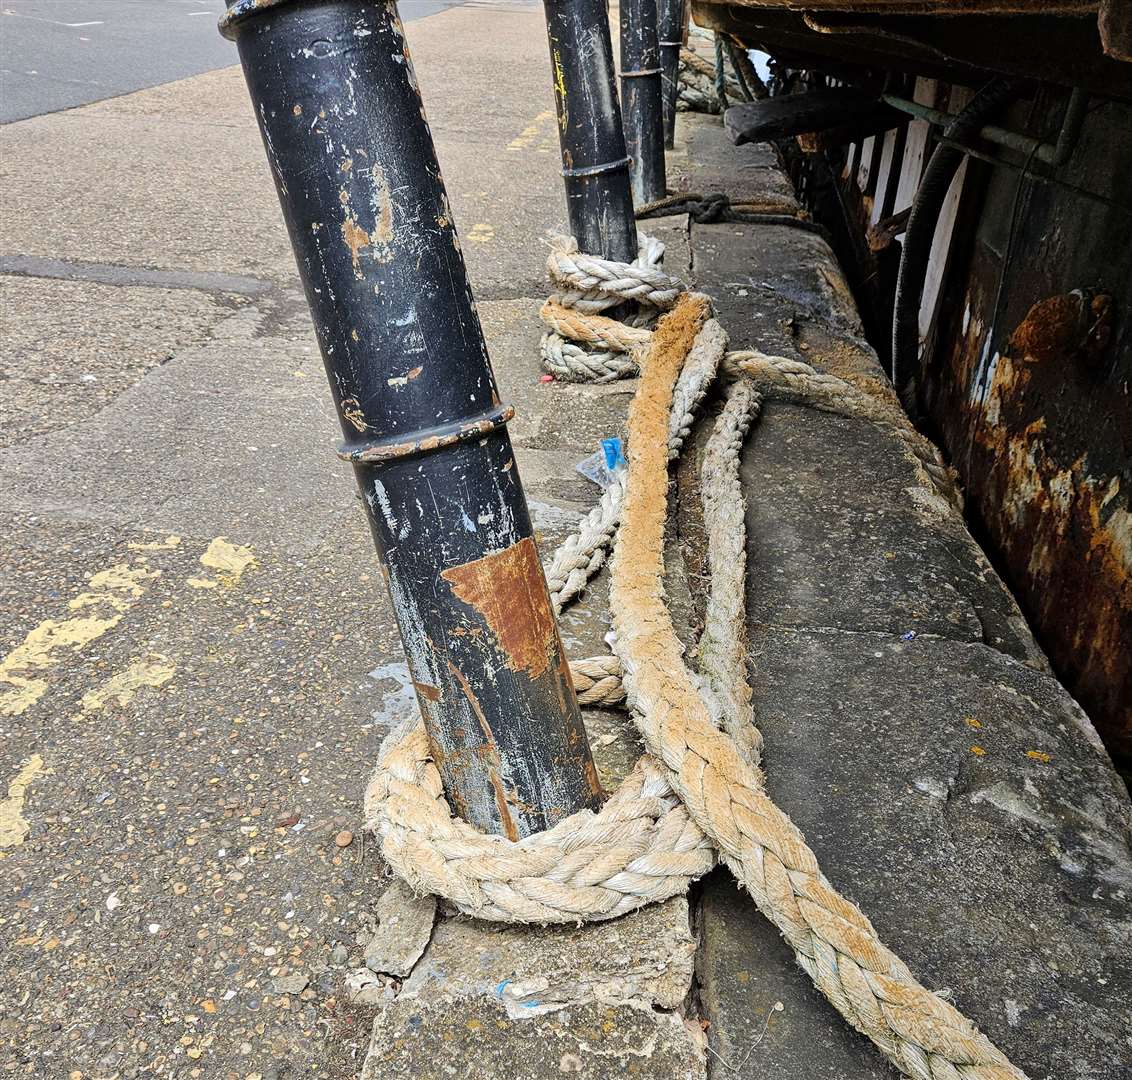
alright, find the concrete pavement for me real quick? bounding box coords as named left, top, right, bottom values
left=0, top=4, right=597, bottom=1077
left=2, top=4, right=1130, bottom=1080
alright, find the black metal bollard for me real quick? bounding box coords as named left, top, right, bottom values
left=657, top=0, right=684, bottom=149
left=542, top=0, right=638, bottom=261
left=620, top=0, right=667, bottom=205
left=220, top=0, right=602, bottom=839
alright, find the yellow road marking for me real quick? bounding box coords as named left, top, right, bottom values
left=0, top=564, right=159, bottom=716
left=188, top=536, right=258, bottom=589
left=80, top=653, right=176, bottom=713
left=467, top=223, right=495, bottom=244
left=0, top=755, right=45, bottom=850
left=507, top=109, right=555, bottom=151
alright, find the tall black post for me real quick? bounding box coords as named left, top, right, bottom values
left=542, top=0, right=638, bottom=261
left=620, top=0, right=667, bottom=204
left=658, top=0, right=684, bottom=149
left=220, top=0, right=602, bottom=840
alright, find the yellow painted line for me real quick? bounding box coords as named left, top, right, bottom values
left=187, top=536, right=258, bottom=589
left=467, top=223, right=495, bottom=244
left=507, top=109, right=555, bottom=151
left=201, top=536, right=256, bottom=578
left=0, top=564, right=160, bottom=717
left=187, top=536, right=257, bottom=590
left=0, top=754, right=45, bottom=850
left=80, top=653, right=176, bottom=713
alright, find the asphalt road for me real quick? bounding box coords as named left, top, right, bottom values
left=0, top=0, right=468, bottom=123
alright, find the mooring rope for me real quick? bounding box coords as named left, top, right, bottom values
left=635, top=191, right=835, bottom=246
left=364, top=240, right=1020, bottom=1080
left=538, top=232, right=672, bottom=383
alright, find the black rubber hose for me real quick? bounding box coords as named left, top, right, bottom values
left=891, top=79, right=1017, bottom=409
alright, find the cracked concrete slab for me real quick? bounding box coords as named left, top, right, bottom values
left=400, top=899, right=695, bottom=1016
left=0, top=295, right=638, bottom=560
left=741, top=401, right=1045, bottom=663
left=0, top=274, right=240, bottom=449
left=0, top=303, right=352, bottom=554
left=361, top=997, right=703, bottom=1080
left=699, top=628, right=1132, bottom=1080
left=0, top=254, right=277, bottom=295
left=363, top=880, right=437, bottom=979
left=360, top=897, right=702, bottom=1079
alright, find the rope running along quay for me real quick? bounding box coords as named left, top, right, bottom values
left=365, top=233, right=1025, bottom=1080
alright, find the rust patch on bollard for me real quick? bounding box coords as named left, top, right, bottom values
left=445, top=659, right=521, bottom=841
left=413, top=681, right=441, bottom=703
left=441, top=537, right=557, bottom=681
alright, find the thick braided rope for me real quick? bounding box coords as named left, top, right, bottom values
left=540, top=233, right=681, bottom=383
left=694, top=376, right=764, bottom=767
left=549, top=357, right=963, bottom=710
left=547, top=233, right=682, bottom=309
left=561, top=373, right=760, bottom=716
left=611, top=295, right=1024, bottom=1080
left=635, top=192, right=830, bottom=245
left=541, top=299, right=653, bottom=354
left=677, top=47, right=740, bottom=114
left=541, top=307, right=959, bottom=511
left=364, top=243, right=1026, bottom=1077
left=361, top=297, right=1025, bottom=1076
left=725, top=349, right=962, bottom=512
left=364, top=711, right=714, bottom=923
left=540, top=333, right=636, bottom=383
left=568, top=655, right=626, bottom=707
left=543, top=471, right=624, bottom=616
left=542, top=314, right=726, bottom=613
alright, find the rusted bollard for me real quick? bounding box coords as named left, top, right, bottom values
left=542, top=0, right=638, bottom=261
left=620, top=0, right=667, bottom=204
left=220, top=0, right=602, bottom=839
left=658, top=0, right=684, bottom=149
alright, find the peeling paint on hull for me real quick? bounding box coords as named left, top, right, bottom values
left=932, top=244, right=1131, bottom=761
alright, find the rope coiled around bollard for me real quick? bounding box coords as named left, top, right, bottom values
left=538, top=233, right=672, bottom=383
left=365, top=242, right=1023, bottom=1080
